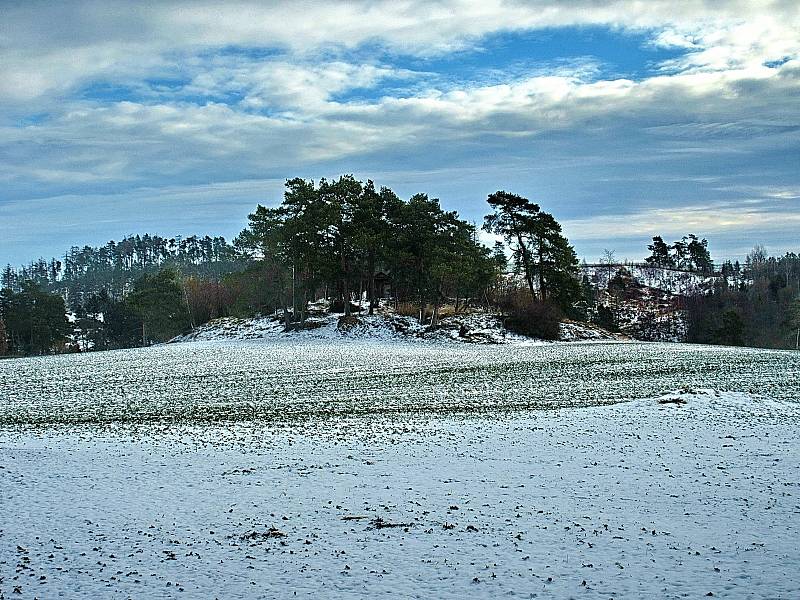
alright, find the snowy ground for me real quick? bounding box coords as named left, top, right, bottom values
left=169, top=312, right=622, bottom=345
left=2, top=341, right=799, bottom=598
left=2, top=340, right=797, bottom=425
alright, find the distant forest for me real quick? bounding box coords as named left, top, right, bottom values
left=1, top=175, right=799, bottom=356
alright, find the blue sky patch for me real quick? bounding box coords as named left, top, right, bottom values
left=332, top=26, right=688, bottom=103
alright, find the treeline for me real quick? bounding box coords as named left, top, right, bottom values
left=0, top=176, right=583, bottom=356
left=1, top=234, right=245, bottom=309
left=1, top=175, right=798, bottom=356
left=0, top=232, right=248, bottom=355
left=685, top=247, right=800, bottom=349
left=0, top=269, right=194, bottom=354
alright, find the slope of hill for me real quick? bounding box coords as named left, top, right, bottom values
left=581, top=264, right=721, bottom=342
left=170, top=310, right=624, bottom=345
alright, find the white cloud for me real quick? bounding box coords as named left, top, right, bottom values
left=1, top=1, right=798, bottom=105
left=563, top=199, right=800, bottom=241
left=1, top=0, right=799, bottom=263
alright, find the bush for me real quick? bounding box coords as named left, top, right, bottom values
left=337, top=315, right=362, bottom=331
left=593, top=304, right=617, bottom=332
left=395, top=301, right=420, bottom=318
left=504, top=299, right=562, bottom=340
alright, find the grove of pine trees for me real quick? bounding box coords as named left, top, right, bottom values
left=0, top=282, right=70, bottom=355
left=645, top=235, right=713, bottom=273
left=234, top=176, right=511, bottom=329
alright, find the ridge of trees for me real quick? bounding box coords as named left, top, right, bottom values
left=1, top=177, right=583, bottom=355
left=1, top=234, right=245, bottom=310
left=1, top=175, right=798, bottom=356
left=645, top=235, right=713, bottom=273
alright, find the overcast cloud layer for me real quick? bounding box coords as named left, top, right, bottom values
left=1, top=0, right=799, bottom=265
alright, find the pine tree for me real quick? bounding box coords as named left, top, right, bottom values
left=645, top=236, right=674, bottom=268
left=686, top=234, right=713, bottom=273
left=483, top=191, right=580, bottom=310
left=127, top=269, right=191, bottom=344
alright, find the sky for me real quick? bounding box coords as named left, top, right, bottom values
left=1, top=0, right=799, bottom=267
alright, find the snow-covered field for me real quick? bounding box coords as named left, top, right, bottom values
left=1, top=340, right=799, bottom=598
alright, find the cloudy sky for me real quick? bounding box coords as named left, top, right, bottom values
left=1, top=0, right=798, bottom=266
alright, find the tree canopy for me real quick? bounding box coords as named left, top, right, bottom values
left=236, top=176, right=504, bottom=327
left=483, top=191, right=580, bottom=311
left=0, top=282, right=70, bottom=355
left=646, top=235, right=713, bottom=273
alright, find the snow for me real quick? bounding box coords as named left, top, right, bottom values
left=582, top=264, right=718, bottom=296
left=170, top=312, right=527, bottom=345
left=171, top=315, right=286, bottom=342
left=2, top=341, right=799, bottom=598
left=580, top=265, right=700, bottom=342
left=171, top=312, right=620, bottom=346
left=558, top=320, right=623, bottom=342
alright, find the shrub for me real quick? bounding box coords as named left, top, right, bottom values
left=504, top=298, right=562, bottom=340
left=395, top=301, right=420, bottom=318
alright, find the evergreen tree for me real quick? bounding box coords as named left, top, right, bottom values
left=350, top=181, right=393, bottom=315
left=482, top=191, right=541, bottom=300
left=127, top=269, right=191, bottom=344
left=0, top=282, right=70, bottom=355
left=83, top=289, right=142, bottom=349
left=645, top=236, right=674, bottom=267
left=716, top=309, right=744, bottom=346
left=686, top=234, right=713, bottom=273
left=483, top=191, right=580, bottom=310
left=672, top=237, right=689, bottom=269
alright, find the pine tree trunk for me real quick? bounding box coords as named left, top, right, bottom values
left=516, top=233, right=536, bottom=301
left=368, top=251, right=376, bottom=316
left=341, top=252, right=351, bottom=317
left=511, top=215, right=537, bottom=302
left=537, top=238, right=546, bottom=301
left=291, top=265, right=296, bottom=322
left=343, top=283, right=351, bottom=316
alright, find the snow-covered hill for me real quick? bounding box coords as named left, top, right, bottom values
left=581, top=264, right=721, bottom=342
left=169, top=264, right=716, bottom=347
left=171, top=312, right=623, bottom=345
left=582, top=263, right=718, bottom=296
